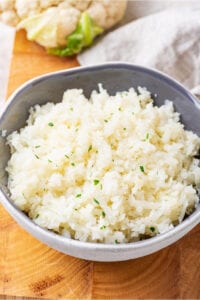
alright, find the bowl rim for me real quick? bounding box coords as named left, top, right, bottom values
left=0, top=62, right=200, bottom=251
left=2, top=62, right=200, bottom=118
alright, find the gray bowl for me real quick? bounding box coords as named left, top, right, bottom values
left=0, top=63, right=200, bottom=262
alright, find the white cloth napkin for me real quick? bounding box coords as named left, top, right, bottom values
left=78, top=1, right=200, bottom=95
left=0, top=23, right=15, bottom=108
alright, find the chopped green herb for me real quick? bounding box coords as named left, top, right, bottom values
left=35, top=154, right=40, bottom=159
left=100, top=225, right=106, bottom=230
left=115, top=239, right=120, bottom=244
left=74, top=208, right=78, bottom=211
left=35, top=214, right=39, bottom=219
left=102, top=211, right=106, bottom=218
left=118, top=107, right=122, bottom=111
left=139, top=165, right=145, bottom=173
left=70, top=107, right=73, bottom=111
left=150, top=226, right=155, bottom=232
left=123, top=128, right=126, bottom=131
left=71, top=162, right=75, bottom=166
left=35, top=145, right=41, bottom=148
left=94, top=179, right=100, bottom=186
left=88, top=145, right=92, bottom=152
left=48, top=159, right=52, bottom=163
left=48, top=122, right=54, bottom=127
left=104, top=119, right=108, bottom=123
left=93, top=198, right=100, bottom=205
left=76, top=194, right=82, bottom=198
left=100, top=183, right=103, bottom=190
left=142, top=133, right=150, bottom=142
left=75, top=128, right=79, bottom=132
left=65, top=155, right=69, bottom=159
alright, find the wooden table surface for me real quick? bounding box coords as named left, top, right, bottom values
left=0, top=30, right=200, bottom=300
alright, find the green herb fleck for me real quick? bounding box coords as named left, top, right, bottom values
left=65, top=155, right=69, bottom=159
left=139, top=165, right=145, bottom=173
left=100, top=183, right=103, bottom=190
left=48, top=122, right=54, bottom=127
left=71, top=162, right=75, bottom=166
left=100, top=225, right=106, bottom=230
left=76, top=194, right=82, bottom=198
left=150, top=226, right=155, bottom=232
left=102, top=211, right=106, bottom=218
left=118, top=107, right=122, bottom=111
left=88, top=145, right=92, bottom=152
left=75, top=128, right=79, bottom=132
left=142, top=133, right=150, bottom=142
left=115, top=239, right=120, bottom=244
left=70, top=107, right=73, bottom=111
left=93, top=198, right=100, bottom=205
left=104, top=119, right=108, bottom=123
left=74, top=208, right=78, bottom=211
left=48, top=159, right=52, bottom=163
left=123, top=128, right=126, bottom=131
left=35, top=145, right=41, bottom=148
left=35, top=214, right=39, bottom=219
left=94, top=179, right=100, bottom=186
left=35, top=154, right=40, bottom=159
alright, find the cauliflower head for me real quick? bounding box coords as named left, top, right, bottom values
left=0, top=0, right=127, bottom=55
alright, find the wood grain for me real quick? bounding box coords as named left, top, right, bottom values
left=7, top=30, right=79, bottom=98
left=0, top=30, right=200, bottom=300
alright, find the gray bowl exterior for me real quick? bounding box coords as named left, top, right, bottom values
left=0, top=63, right=200, bottom=262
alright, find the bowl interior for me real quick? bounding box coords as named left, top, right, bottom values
left=0, top=64, right=200, bottom=224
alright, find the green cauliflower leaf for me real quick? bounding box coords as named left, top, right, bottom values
left=48, top=12, right=104, bottom=56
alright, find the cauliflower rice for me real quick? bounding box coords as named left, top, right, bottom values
left=6, top=86, right=200, bottom=243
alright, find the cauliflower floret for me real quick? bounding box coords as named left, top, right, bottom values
left=57, top=5, right=81, bottom=45
left=18, top=5, right=81, bottom=47
left=15, top=0, right=41, bottom=19
left=87, top=0, right=127, bottom=30
left=0, top=10, right=19, bottom=26
left=0, top=0, right=15, bottom=11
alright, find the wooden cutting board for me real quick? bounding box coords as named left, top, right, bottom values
left=0, top=30, right=200, bottom=300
